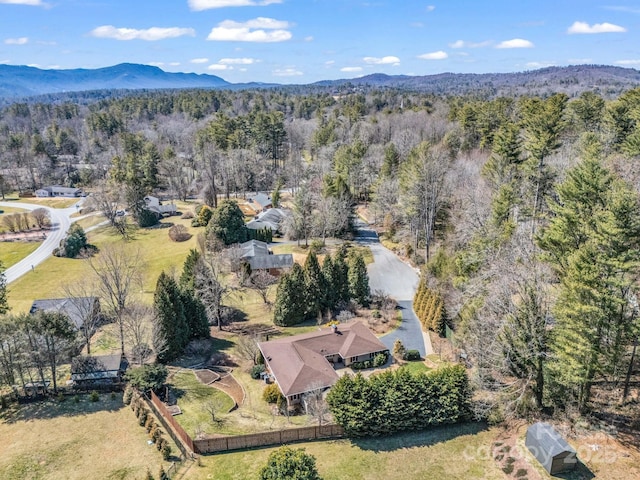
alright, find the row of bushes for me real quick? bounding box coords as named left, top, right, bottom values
left=124, top=386, right=172, bottom=460
left=351, top=352, right=388, bottom=370
left=413, top=279, right=448, bottom=336
left=326, top=365, right=471, bottom=437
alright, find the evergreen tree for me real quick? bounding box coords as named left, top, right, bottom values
left=332, top=248, right=350, bottom=304
left=179, top=249, right=201, bottom=292
left=206, top=200, right=247, bottom=245
left=0, top=260, right=8, bottom=315
left=180, top=289, right=209, bottom=339
left=321, top=255, right=337, bottom=311
left=273, top=265, right=306, bottom=327
left=304, top=251, right=326, bottom=318
left=153, top=272, right=189, bottom=362
left=259, top=446, right=322, bottom=480
left=538, top=157, right=640, bottom=411
left=60, top=223, right=89, bottom=258
left=348, top=252, right=370, bottom=307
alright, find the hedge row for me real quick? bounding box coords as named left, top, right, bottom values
left=413, top=278, right=447, bottom=336
left=326, top=365, right=471, bottom=437
left=125, top=386, right=172, bottom=461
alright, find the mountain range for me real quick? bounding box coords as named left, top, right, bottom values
left=1, top=62, right=640, bottom=100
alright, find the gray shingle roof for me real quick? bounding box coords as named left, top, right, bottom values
left=30, top=297, right=98, bottom=330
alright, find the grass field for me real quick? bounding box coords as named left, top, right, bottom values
left=15, top=197, right=80, bottom=208
left=0, top=395, right=174, bottom=480
left=0, top=241, right=41, bottom=268
left=181, top=423, right=503, bottom=480
left=168, top=370, right=236, bottom=437
left=6, top=213, right=202, bottom=312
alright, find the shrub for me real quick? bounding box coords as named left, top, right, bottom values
left=258, top=446, right=321, bottom=480
left=515, top=469, right=528, bottom=478
left=156, top=437, right=166, bottom=452
left=403, top=350, right=421, bottom=361
left=145, top=415, right=155, bottom=433
left=139, top=410, right=148, bottom=427
left=393, top=339, right=406, bottom=360
left=161, top=442, right=172, bottom=460
left=502, top=463, right=514, bottom=475
left=373, top=352, right=388, bottom=367
left=89, top=390, right=99, bottom=402
left=181, top=211, right=194, bottom=219
left=123, top=386, right=133, bottom=405
left=57, top=393, right=65, bottom=402
left=251, top=365, right=265, bottom=379
left=74, top=394, right=80, bottom=403
left=150, top=425, right=162, bottom=443
left=371, top=309, right=381, bottom=319
left=263, top=383, right=284, bottom=404
left=168, top=224, right=191, bottom=242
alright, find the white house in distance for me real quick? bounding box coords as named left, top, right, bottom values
left=143, top=195, right=176, bottom=216
left=35, top=185, right=83, bottom=198
left=258, top=321, right=389, bottom=405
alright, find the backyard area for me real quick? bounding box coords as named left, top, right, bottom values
left=0, top=394, right=176, bottom=480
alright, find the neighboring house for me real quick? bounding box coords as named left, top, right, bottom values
left=35, top=185, right=83, bottom=197
left=30, top=297, right=100, bottom=330
left=248, top=192, right=272, bottom=212
left=258, top=322, right=389, bottom=405
left=240, top=239, right=293, bottom=275
left=525, top=423, right=577, bottom=475
left=70, top=354, right=128, bottom=385
left=144, top=195, right=177, bottom=216
left=246, top=208, right=290, bottom=234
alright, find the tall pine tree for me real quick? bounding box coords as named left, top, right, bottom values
left=153, top=272, right=189, bottom=362
left=348, top=252, right=370, bottom=307
left=304, top=251, right=326, bottom=319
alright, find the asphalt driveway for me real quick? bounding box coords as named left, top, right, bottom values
left=354, top=222, right=430, bottom=356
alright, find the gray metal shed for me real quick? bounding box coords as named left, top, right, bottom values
left=525, top=422, right=577, bottom=475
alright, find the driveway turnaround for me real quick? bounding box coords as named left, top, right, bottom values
left=354, top=222, right=430, bottom=357
left=1, top=200, right=82, bottom=284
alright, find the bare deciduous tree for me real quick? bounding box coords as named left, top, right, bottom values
left=244, top=270, right=277, bottom=305
left=88, top=245, right=144, bottom=355
left=122, top=303, right=154, bottom=365
left=62, top=282, right=102, bottom=355
left=302, top=381, right=330, bottom=426
left=195, top=255, right=231, bottom=331
left=90, top=186, right=130, bottom=239
left=31, top=208, right=50, bottom=229
left=235, top=334, right=262, bottom=365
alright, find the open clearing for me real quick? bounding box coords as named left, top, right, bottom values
left=182, top=423, right=503, bottom=480
left=0, top=241, right=41, bottom=268
left=0, top=395, right=174, bottom=480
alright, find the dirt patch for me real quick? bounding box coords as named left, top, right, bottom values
left=0, top=229, right=48, bottom=242
left=194, top=369, right=220, bottom=385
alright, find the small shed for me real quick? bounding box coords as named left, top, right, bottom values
left=525, top=422, right=577, bottom=475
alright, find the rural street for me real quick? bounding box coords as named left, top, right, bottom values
left=1, top=200, right=83, bottom=284
left=354, top=222, right=432, bottom=357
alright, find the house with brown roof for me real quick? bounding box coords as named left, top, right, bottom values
left=258, top=321, right=388, bottom=405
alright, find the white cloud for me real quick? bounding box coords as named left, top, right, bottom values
left=188, top=0, right=281, bottom=10
left=148, top=62, right=165, bottom=67
left=615, top=59, right=640, bottom=65
left=325, top=60, right=335, bottom=65
left=0, top=0, right=46, bottom=5
left=525, top=61, right=556, bottom=68
left=567, top=21, right=626, bottom=34
left=495, top=38, right=534, bottom=49
left=190, top=57, right=209, bottom=64
left=90, top=25, right=195, bottom=41
left=449, top=39, right=491, bottom=49
left=218, top=57, right=257, bottom=64
left=304, top=36, right=313, bottom=42
left=169, top=62, right=181, bottom=66
left=208, top=64, right=230, bottom=70
left=417, top=50, right=448, bottom=60
left=272, top=67, right=303, bottom=76
left=341, top=66, right=363, bottom=72
left=207, top=17, right=292, bottom=42
left=4, top=37, right=28, bottom=45
left=363, top=55, right=400, bottom=65
left=426, top=5, right=435, bottom=11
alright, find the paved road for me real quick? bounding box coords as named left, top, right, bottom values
left=1, top=200, right=83, bottom=284
left=354, top=223, right=432, bottom=356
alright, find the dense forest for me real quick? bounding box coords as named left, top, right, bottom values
left=2, top=82, right=640, bottom=421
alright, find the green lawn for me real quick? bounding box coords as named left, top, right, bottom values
left=15, top=197, right=80, bottom=208
left=398, top=360, right=430, bottom=374
left=0, top=241, right=41, bottom=268
left=0, top=395, right=175, bottom=480
left=7, top=215, right=202, bottom=312
left=169, top=370, right=237, bottom=437
left=183, top=423, right=503, bottom=480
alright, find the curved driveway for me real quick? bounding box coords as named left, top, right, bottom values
left=355, top=223, right=431, bottom=356
left=1, top=200, right=82, bottom=284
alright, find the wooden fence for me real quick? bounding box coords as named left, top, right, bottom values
left=193, top=424, right=345, bottom=454
left=147, top=391, right=195, bottom=455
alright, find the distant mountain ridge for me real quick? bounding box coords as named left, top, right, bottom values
left=1, top=62, right=640, bottom=99
left=0, top=63, right=230, bottom=98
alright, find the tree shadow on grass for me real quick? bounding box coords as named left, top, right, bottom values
left=0, top=395, right=123, bottom=424
left=350, top=422, right=490, bottom=453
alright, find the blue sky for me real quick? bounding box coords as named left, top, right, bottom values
left=1, top=0, right=640, bottom=83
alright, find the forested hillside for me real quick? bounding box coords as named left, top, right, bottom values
left=2, top=83, right=640, bottom=421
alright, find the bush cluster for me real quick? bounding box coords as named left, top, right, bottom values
left=130, top=395, right=172, bottom=460
left=326, top=365, right=471, bottom=437
left=403, top=350, right=421, bottom=361
left=251, top=365, right=265, bottom=379
left=168, top=224, right=191, bottom=242
left=413, top=278, right=448, bottom=336
left=262, top=383, right=284, bottom=404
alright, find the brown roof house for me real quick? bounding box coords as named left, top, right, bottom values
left=258, top=322, right=388, bottom=405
